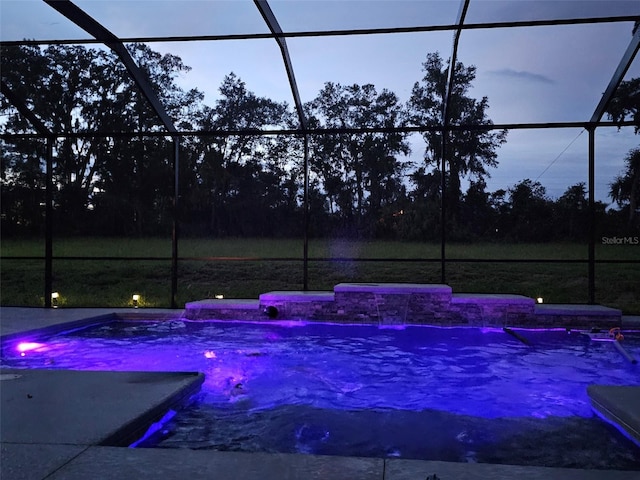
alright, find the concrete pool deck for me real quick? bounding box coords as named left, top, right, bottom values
left=1, top=307, right=639, bottom=479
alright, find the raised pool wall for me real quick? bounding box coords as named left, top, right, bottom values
left=185, top=283, right=622, bottom=329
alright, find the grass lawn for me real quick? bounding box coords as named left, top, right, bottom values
left=1, top=237, right=638, bottom=314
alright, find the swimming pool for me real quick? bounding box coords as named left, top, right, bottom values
left=2, top=319, right=639, bottom=469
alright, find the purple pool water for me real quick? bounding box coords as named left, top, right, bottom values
left=2, top=320, right=639, bottom=469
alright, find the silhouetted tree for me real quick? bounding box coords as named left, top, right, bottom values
left=408, top=52, right=507, bottom=223
left=606, top=71, right=640, bottom=230
left=1, top=43, right=202, bottom=235
left=306, top=82, right=410, bottom=236
left=460, top=179, right=494, bottom=239
left=554, top=182, right=589, bottom=240
left=609, top=147, right=640, bottom=229
left=396, top=168, right=442, bottom=241
left=607, top=77, right=640, bottom=134
left=186, top=73, right=294, bottom=236
left=506, top=179, right=553, bottom=241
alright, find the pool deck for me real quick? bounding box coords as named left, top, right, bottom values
left=1, top=307, right=639, bottom=479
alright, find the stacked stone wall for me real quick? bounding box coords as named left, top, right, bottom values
left=184, top=283, right=622, bottom=328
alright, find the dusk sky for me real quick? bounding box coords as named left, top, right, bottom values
left=2, top=0, right=639, bottom=203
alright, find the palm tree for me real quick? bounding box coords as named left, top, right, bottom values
left=610, top=147, right=640, bottom=228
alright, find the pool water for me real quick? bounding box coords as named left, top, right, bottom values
left=2, top=320, right=639, bottom=469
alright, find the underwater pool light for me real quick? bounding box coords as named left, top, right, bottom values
left=17, top=342, right=45, bottom=356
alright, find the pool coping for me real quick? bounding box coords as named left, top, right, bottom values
left=0, top=368, right=204, bottom=447
left=334, top=282, right=452, bottom=294
left=587, top=385, right=640, bottom=447
left=451, top=293, right=535, bottom=305
left=1, top=307, right=638, bottom=479
left=535, top=304, right=623, bottom=316
left=259, top=291, right=335, bottom=302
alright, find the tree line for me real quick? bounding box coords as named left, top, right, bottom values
left=1, top=44, right=638, bottom=241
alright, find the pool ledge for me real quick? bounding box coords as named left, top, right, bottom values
left=535, top=304, right=621, bottom=316
left=260, top=291, right=335, bottom=302
left=183, top=299, right=260, bottom=321
left=587, top=385, right=640, bottom=447
left=185, top=299, right=260, bottom=310
left=334, top=283, right=452, bottom=294
left=533, top=304, right=622, bottom=329
left=452, top=293, right=535, bottom=305
left=0, top=369, right=204, bottom=447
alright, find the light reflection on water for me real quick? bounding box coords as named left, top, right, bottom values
left=2, top=321, right=639, bottom=468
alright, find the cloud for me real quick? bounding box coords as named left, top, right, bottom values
left=488, top=69, right=555, bottom=84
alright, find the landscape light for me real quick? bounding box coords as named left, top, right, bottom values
left=132, top=294, right=140, bottom=308
left=51, top=292, right=59, bottom=308
left=215, top=294, right=224, bottom=299
left=537, top=297, right=544, bottom=304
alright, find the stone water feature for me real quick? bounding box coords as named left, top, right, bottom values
left=185, top=283, right=621, bottom=329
